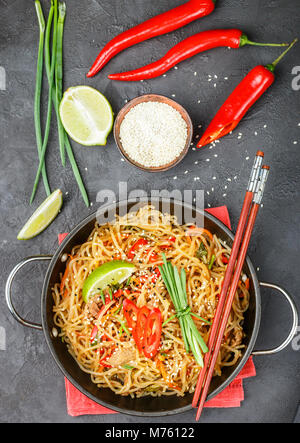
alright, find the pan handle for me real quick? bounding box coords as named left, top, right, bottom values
left=5, top=256, right=52, bottom=331
left=252, top=282, right=299, bottom=356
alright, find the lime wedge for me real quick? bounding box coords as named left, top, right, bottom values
left=17, top=189, right=63, bottom=240
left=82, top=261, right=135, bottom=303
left=59, top=86, right=114, bottom=146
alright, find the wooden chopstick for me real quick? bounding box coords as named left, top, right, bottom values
left=195, top=165, right=270, bottom=421
left=192, top=151, right=264, bottom=409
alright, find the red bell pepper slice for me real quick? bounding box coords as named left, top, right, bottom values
left=127, top=238, right=149, bottom=260
left=123, top=298, right=139, bottom=331
left=221, top=254, right=229, bottom=264
left=135, top=305, right=150, bottom=352
left=143, top=308, right=162, bottom=359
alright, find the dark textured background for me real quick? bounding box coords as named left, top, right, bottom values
left=0, top=0, right=299, bottom=423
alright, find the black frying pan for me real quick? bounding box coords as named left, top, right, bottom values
left=5, top=198, right=298, bottom=417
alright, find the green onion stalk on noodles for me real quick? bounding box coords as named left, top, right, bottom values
left=159, top=253, right=209, bottom=367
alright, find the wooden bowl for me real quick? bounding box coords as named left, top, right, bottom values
left=114, top=94, right=193, bottom=172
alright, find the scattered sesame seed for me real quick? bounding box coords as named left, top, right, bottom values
left=172, top=94, right=176, bottom=97
left=198, top=125, right=202, bottom=128
left=214, top=75, right=218, bottom=79
left=213, top=176, right=216, bottom=180
left=254, top=131, right=258, bottom=136
left=174, top=66, right=178, bottom=70
left=214, top=154, right=218, bottom=157
left=85, top=167, right=88, bottom=171
left=206, top=158, right=210, bottom=162
left=257, top=267, right=260, bottom=271
left=184, top=170, right=188, bottom=174
left=293, top=141, right=298, bottom=144
left=227, top=178, right=232, bottom=182
left=224, top=185, right=228, bottom=189
left=194, top=161, right=199, bottom=165
left=214, top=83, right=217, bottom=88
left=208, top=78, right=212, bottom=82
left=194, top=72, right=197, bottom=76
left=223, top=193, right=227, bottom=197
left=65, top=191, right=69, bottom=195
left=121, top=158, right=125, bottom=162
left=163, top=74, right=167, bottom=77
left=173, top=176, right=177, bottom=180
left=224, top=77, right=228, bottom=80
left=207, top=203, right=211, bottom=207
left=246, top=156, right=250, bottom=160
left=263, top=124, right=267, bottom=128
left=198, top=100, right=201, bottom=104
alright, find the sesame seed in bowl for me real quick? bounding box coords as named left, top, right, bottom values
left=114, top=94, right=193, bottom=172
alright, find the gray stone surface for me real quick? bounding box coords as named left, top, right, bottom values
left=0, top=0, right=299, bottom=423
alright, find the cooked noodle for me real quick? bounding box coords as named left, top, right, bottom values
left=52, top=205, right=250, bottom=398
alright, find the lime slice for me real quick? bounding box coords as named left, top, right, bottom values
left=82, top=261, right=135, bottom=303
left=17, top=189, right=63, bottom=240
left=59, top=86, right=114, bottom=146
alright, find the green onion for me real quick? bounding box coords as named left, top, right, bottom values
left=114, top=304, right=123, bottom=316
left=33, top=1, right=51, bottom=198
left=191, top=313, right=212, bottom=325
left=30, top=0, right=58, bottom=204
left=119, top=322, right=130, bottom=336
left=159, top=254, right=208, bottom=367
left=39, top=1, right=90, bottom=207
left=108, top=288, right=113, bottom=301
left=196, top=242, right=208, bottom=261
left=100, top=290, right=105, bottom=305
left=122, top=364, right=134, bottom=370
left=209, top=254, right=216, bottom=270
left=55, top=1, right=66, bottom=166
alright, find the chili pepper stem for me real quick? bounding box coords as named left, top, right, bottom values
left=240, top=34, right=289, bottom=48
left=266, top=38, right=298, bottom=72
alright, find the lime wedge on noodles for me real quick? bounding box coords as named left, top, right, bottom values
left=17, top=189, right=63, bottom=240
left=59, top=86, right=114, bottom=146
left=82, top=261, right=135, bottom=303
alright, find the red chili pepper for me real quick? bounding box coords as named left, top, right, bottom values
left=197, top=39, right=297, bottom=148
left=113, top=288, right=130, bottom=298
left=160, top=237, right=176, bottom=250
left=109, top=29, right=288, bottom=81
left=143, top=308, right=162, bottom=359
left=87, top=0, right=216, bottom=77
left=99, top=346, right=116, bottom=368
left=221, top=254, right=229, bottom=264
left=148, top=252, right=160, bottom=263
left=135, top=306, right=151, bottom=352
left=127, top=238, right=149, bottom=260
left=123, top=299, right=139, bottom=331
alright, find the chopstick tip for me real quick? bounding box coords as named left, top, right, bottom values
left=262, top=165, right=270, bottom=170
left=256, top=151, right=264, bottom=158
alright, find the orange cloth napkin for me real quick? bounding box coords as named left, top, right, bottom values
left=58, top=206, right=256, bottom=417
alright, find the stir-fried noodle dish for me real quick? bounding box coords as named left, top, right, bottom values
left=52, top=206, right=250, bottom=398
